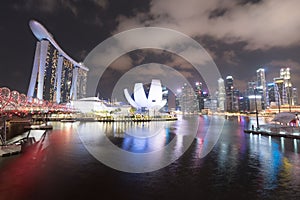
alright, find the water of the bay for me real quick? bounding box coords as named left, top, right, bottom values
left=0, top=115, right=299, bottom=200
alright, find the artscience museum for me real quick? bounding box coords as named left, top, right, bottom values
left=124, top=79, right=167, bottom=114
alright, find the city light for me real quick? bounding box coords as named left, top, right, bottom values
left=248, top=95, right=262, bottom=99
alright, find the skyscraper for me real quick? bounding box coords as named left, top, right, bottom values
left=247, top=81, right=256, bottom=96
left=76, top=64, right=88, bottom=100
left=256, top=68, right=267, bottom=109
left=178, top=83, right=199, bottom=113
left=161, top=85, right=169, bottom=112
left=267, top=83, right=276, bottom=106
left=175, top=89, right=181, bottom=111
left=280, top=68, right=293, bottom=106
left=238, top=94, right=247, bottom=112
left=225, top=76, right=234, bottom=112
left=195, top=82, right=204, bottom=111
left=248, top=95, right=262, bottom=112
left=217, top=78, right=225, bottom=112
left=232, top=89, right=240, bottom=112
left=293, top=88, right=298, bottom=105
left=274, top=77, right=286, bottom=106
left=27, top=20, right=88, bottom=103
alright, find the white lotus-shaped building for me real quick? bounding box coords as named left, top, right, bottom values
left=124, top=79, right=167, bottom=111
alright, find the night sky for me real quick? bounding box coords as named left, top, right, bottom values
left=1, top=0, right=300, bottom=99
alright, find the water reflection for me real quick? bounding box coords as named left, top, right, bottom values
left=77, top=115, right=199, bottom=173
left=1, top=116, right=300, bottom=199
left=249, top=132, right=282, bottom=189
left=242, top=116, right=300, bottom=193
left=80, top=121, right=175, bottom=153
left=77, top=116, right=300, bottom=172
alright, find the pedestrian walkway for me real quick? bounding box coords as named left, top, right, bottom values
left=244, top=124, right=300, bottom=139
left=0, top=144, right=21, bottom=157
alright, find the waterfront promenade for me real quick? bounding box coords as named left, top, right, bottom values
left=244, top=124, right=300, bottom=139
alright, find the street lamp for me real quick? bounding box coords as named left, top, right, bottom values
left=277, top=94, right=281, bottom=113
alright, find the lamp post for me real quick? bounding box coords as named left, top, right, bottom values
left=254, top=89, right=260, bottom=130
left=277, top=94, right=281, bottom=113
left=276, top=84, right=281, bottom=113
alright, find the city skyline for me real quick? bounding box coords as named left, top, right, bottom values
left=2, top=17, right=299, bottom=110
left=1, top=0, right=300, bottom=100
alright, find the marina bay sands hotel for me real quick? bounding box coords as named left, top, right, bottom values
left=27, top=20, right=88, bottom=103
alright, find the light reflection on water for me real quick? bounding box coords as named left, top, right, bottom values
left=0, top=115, right=300, bottom=199
left=100, top=121, right=175, bottom=153
left=77, top=115, right=300, bottom=191
left=218, top=116, right=300, bottom=198
left=76, top=115, right=200, bottom=172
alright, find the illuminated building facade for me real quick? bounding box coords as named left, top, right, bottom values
left=60, top=59, right=74, bottom=102
left=238, top=95, right=247, bottom=112
left=217, top=78, right=225, bottom=112
left=175, top=89, right=181, bottom=111
left=256, top=68, right=267, bottom=109
left=76, top=67, right=88, bottom=99
left=280, top=68, right=294, bottom=105
left=195, top=82, right=204, bottom=111
left=274, top=77, right=286, bottom=106
left=292, top=88, right=298, bottom=105
left=71, top=97, right=131, bottom=114
left=225, top=76, right=240, bottom=112
left=272, top=68, right=298, bottom=107
left=232, top=89, right=240, bottom=112
left=247, top=81, right=256, bottom=96
left=267, top=83, right=276, bottom=105
left=248, top=95, right=262, bottom=112
left=225, top=76, right=233, bottom=112
left=177, top=83, right=199, bottom=113
left=27, top=20, right=88, bottom=103
left=161, top=86, right=169, bottom=112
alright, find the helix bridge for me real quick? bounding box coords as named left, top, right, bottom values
left=0, top=87, right=73, bottom=119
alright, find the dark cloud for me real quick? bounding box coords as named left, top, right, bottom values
left=12, top=0, right=108, bottom=14
left=115, top=0, right=300, bottom=50
left=238, top=0, right=263, bottom=5
left=222, top=50, right=239, bottom=65
left=209, top=8, right=228, bottom=19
